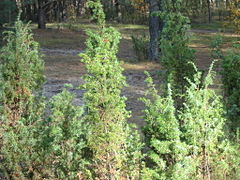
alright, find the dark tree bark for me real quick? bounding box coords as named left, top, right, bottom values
left=148, top=0, right=162, bottom=61
left=37, top=0, right=46, bottom=29
left=115, top=0, right=121, bottom=22
left=26, top=4, right=32, bottom=21
left=207, top=0, right=211, bottom=23
left=76, top=0, right=81, bottom=17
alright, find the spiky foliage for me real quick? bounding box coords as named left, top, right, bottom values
left=0, top=19, right=45, bottom=179
left=0, top=105, right=45, bottom=179
left=181, top=64, right=226, bottom=179
left=221, top=48, right=240, bottom=134
left=87, top=0, right=105, bottom=25
left=141, top=72, right=195, bottom=180
left=37, top=86, right=90, bottom=179
left=0, top=19, right=44, bottom=124
left=160, top=0, right=195, bottom=108
left=211, top=34, right=223, bottom=60
left=80, top=0, right=142, bottom=179
left=124, top=124, right=143, bottom=179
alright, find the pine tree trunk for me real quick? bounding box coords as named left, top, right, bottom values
left=148, top=0, right=162, bottom=61
left=115, top=0, right=121, bottom=22
left=207, top=0, right=211, bottom=23
left=38, top=0, right=46, bottom=29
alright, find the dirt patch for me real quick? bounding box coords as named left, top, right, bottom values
left=43, top=52, right=160, bottom=128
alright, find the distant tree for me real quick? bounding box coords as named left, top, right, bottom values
left=37, top=0, right=46, bottom=29
left=160, top=0, right=195, bottom=108
left=228, top=0, right=240, bottom=33
left=0, top=0, right=17, bottom=26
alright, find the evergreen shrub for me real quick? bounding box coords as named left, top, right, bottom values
left=80, top=0, right=142, bottom=179
left=0, top=18, right=45, bottom=179
left=160, top=0, right=196, bottom=107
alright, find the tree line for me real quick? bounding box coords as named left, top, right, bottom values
left=1, top=0, right=239, bottom=61
left=0, top=0, right=236, bottom=27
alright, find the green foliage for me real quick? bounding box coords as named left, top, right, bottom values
left=181, top=64, right=227, bottom=179
left=209, top=140, right=240, bottom=179
left=226, top=140, right=240, bottom=179
left=141, top=72, right=195, bottom=180
left=219, top=39, right=240, bottom=179
left=141, top=62, right=238, bottom=179
left=80, top=24, right=141, bottom=179
left=131, top=34, right=149, bottom=61
left=38, top=87, right=90, bottom=179
left=228, top=0, right=240, bottom=33
left=160, top=0, right=196, bottom=107
left=87, top=0, right=106, bottom=26
left=221, top=48, right=240, bottom=133
left=0, top=19, right=45, bottom=179
left=0, top=19, right=45, bottom=123
left=0, top=18, right=90, bottom=180
left=211, top=34, right=223, bottom=59
left=124, top=124, right=143, bottom=179
left=0, top=105, right=45, bottom=179
left=80, top=1, right=142, bottom=179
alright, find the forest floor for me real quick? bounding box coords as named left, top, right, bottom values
left=22, top=22, right=240, bottom=127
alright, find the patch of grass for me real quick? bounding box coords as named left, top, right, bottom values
left=192, top=21, right=234, bottom=32
left=33, top=29, right=86, bottom=49
left=190, top=32, right=240, bottom=47
left=38, top=38, right=80, bottom=49
left=190, top=33, right=213, bottom=47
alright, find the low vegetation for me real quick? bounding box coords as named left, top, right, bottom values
left=0, top=0, right=240, bottom=179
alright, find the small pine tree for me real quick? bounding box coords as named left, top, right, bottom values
left=210, top=34, right=223, bottom=60
left=0, top=18, right=45, bottom=124
left=221, top=48, right=240, bottom=134
left=160, top=0, right=196, bottom=108
left=80, top=0, right=142, bottom=179
left=181, top=64, right=226, bottom=179
left=211, top=34, right=240, bottom=135
left=211, top=38, right=240, bottom=179
left=141, top=72, right=195, bottom=180
left=0, top=18, right=45, bottom=179
left=38, top=86, right=90, bottom=179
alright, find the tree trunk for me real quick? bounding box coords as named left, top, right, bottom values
left=207, top=0, right=211, bottom=23
left=76, top=0, right=81, bottom=17
left=38, top=0, right=46, bottom=29
left=115, top=0, right=121, bottom=22
left=148, top=0, right=162, bottom=61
